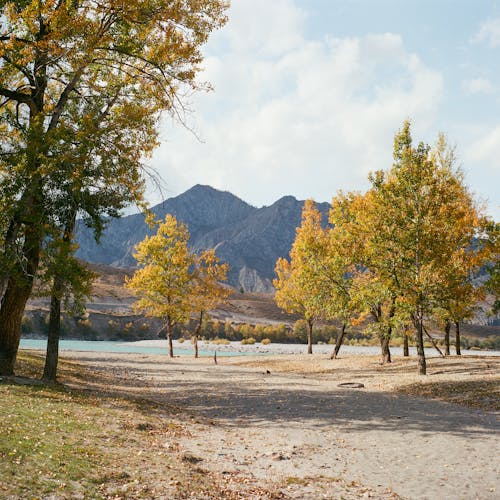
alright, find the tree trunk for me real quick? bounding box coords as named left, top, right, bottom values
left=0, top=227, right=41, bottom=375
left=43, top=282, right=62, bottom=382
left=307, top=319, right=313, bottom=354
left=423, top=324, right=444, bottom=357
left=455, top=321, right=461, bottom=356
left=403, top=330, right=409, bottom=357
left=0, top=278, right=32, bottom=375
left=380, top=336, right=391, bottom=364
left=415, top=308, right=426, bottom=375
left=43, top=214, right=77, bottom=382
left=444, top=320, right=451, bottom=356
left=166, top=321, right=174, bottom=358
left=193, top=311, right=203, bottom=359
left=331, top=323, right=346, bottom=359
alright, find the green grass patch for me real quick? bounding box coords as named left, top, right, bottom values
left=0, top=383, right=111, bottom=498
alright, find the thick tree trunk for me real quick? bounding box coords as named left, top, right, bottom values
left=380, top=336, right=391, bottom=364
left=43, top=283, right=62, bottom=382
left=331, top=323, right=346, bottom=359
left=0, top=227, right=41, bottom=375
left=379, top=299, right=394, bottom=363
left=0, top=60, right=46, bottom=375
left=193, top=311, right=203, bottom=359
left=415, top=308, right=426, bottom=375
left=0, top=278, right=32, bottom=375
left=307, top=319, right=313, bottom=354
left=455, top=321, right=461, bottom=356
left=403, top=330, right=409, bottom=357
left=444, top=320, right=451, bottom=356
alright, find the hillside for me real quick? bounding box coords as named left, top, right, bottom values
left=75, top=185, right=329, bottom=292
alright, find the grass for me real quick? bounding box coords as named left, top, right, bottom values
left=0, top=352, right=280, bottom=499
left=0, top=383, right=117, bottom=498
left=0, top=352, right=200, bottom=499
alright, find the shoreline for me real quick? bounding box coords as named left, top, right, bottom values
left=20, top=337, right=500, bottom=357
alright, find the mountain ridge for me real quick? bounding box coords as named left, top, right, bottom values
left=75, top=184, right=330, bottom=292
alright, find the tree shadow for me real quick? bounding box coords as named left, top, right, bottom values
left=52, top=354, right=499, bottom=440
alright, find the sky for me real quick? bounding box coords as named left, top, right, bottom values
left=148, top=0, right=500, bottom=220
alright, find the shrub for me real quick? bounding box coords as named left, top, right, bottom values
left=178, top=337, right=185, bottom=343
left=212, top=337, right=230, bottom=345
left=261, top=338, right=271, bottom=345
left=241, top=337, right=256, bottom=345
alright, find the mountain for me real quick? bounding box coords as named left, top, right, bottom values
left=75, top=185, right=329, bottom=292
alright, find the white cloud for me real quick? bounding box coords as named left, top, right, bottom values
left=459, top=126, right=500, bottom=219
left=149, top=0, right=443, bottom=207
left=472, top=17, right=500, bottom=47
left=465, top=126, right=500, bottom=169
left=462, top=77, right=495, bottom=95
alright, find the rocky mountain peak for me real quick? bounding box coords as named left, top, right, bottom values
left=75, top=186, right=328, bottom=292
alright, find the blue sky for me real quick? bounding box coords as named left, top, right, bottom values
left=150, top=0, right=500, bottom=219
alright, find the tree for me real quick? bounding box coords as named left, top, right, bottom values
left=191, top=249, right=230, bottom=358
left=274, top=200, right=328, bottom=354
left=0, top=0, right=228, bottom=375
left=326, top=192, right=368, bottom=360
left=37, top=232, right=95, bottom=382
left=126, top=215, right=194, bottom=358
left=36, top=93, right=158, bottom=382
left=366, top=122, right=488, bottom=374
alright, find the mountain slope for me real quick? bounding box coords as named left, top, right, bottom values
left=75, top=185, right=329, bottom=292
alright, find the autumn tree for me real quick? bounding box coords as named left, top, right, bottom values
left=322, top=194, right=361, bottom=359
left=366, top=122, right=488, bottom=374
left=38, top=93, right=158, bottom=381
left=274, top=200, right=329, bottom=354
left=0, top=0, right=228, bottom=375
left=126, top=215, right=194, bottom=358
left=191, top=249, right=230, bottom=358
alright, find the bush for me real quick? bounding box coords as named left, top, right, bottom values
left=261, top=338, right=271, bottom=345
left=212, top=337, right=230, bottom=345
left=178, top=337, right=185, bottom=343
left=241, top=337, right=256, bottom=345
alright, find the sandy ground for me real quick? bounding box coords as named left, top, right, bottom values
left=59, top=351, right=499, bottom=499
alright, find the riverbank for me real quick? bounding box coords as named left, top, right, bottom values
left=20, top=337, right=500, bottom=357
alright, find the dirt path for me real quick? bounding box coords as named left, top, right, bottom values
left=63, top=352, right=499, bottom=499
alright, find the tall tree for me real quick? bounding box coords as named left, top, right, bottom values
left=274, top=200, right=328, bottom=354
left=0, top=0, right=228, bottom=374
left=191, top=249, right=230, bottom=358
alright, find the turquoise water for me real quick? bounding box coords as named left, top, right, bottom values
left=19, top=339, right=250, bottom=357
